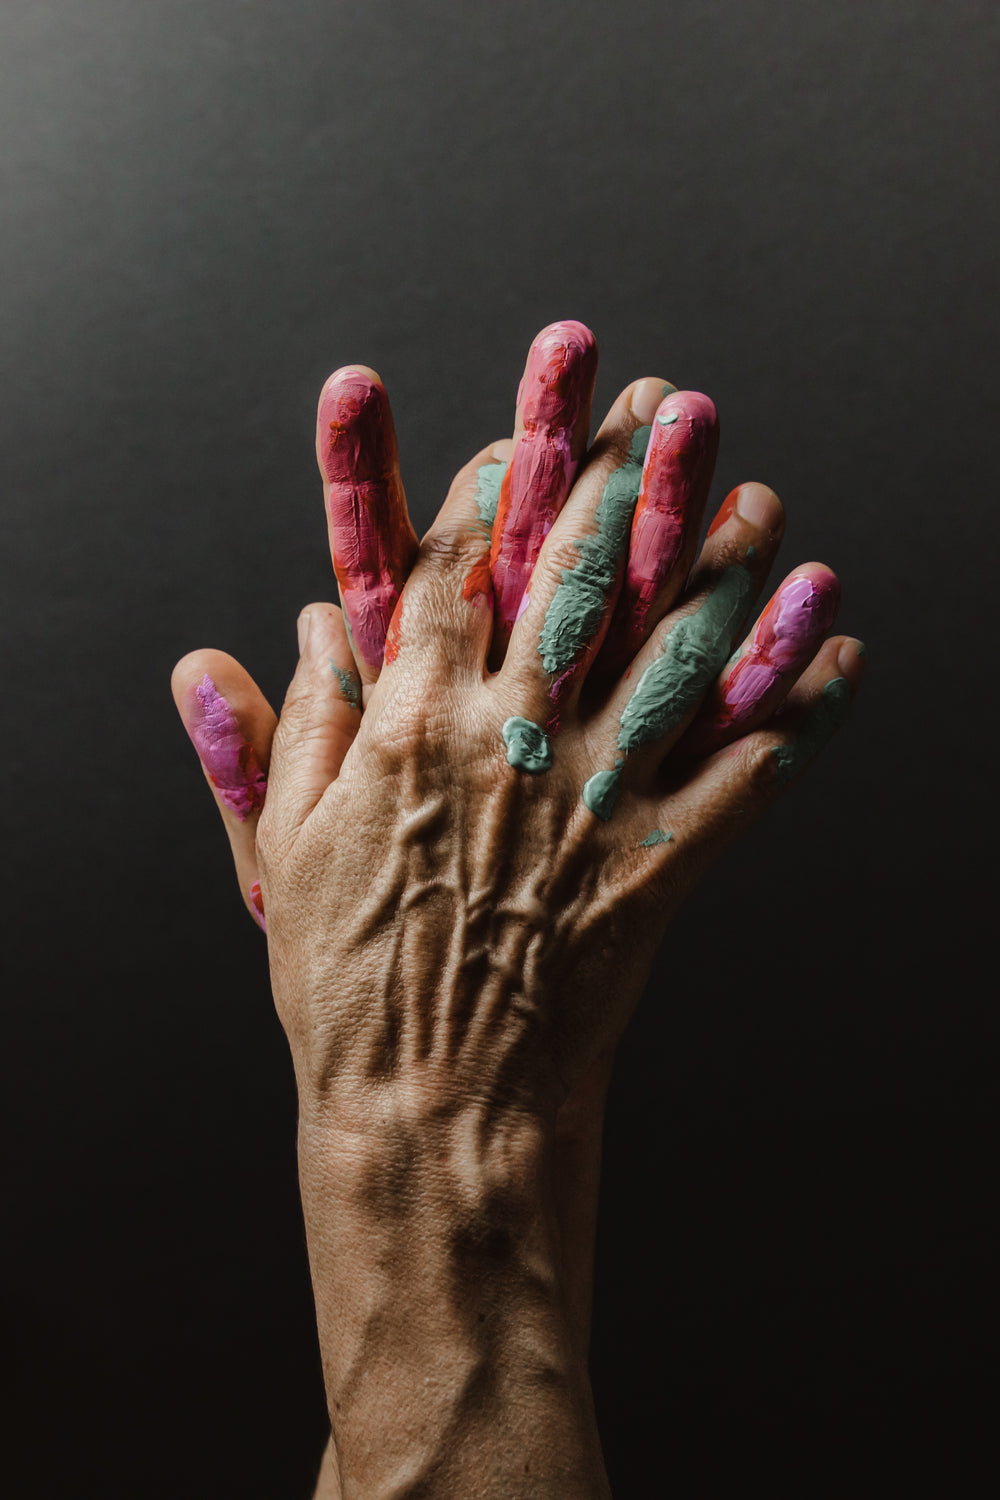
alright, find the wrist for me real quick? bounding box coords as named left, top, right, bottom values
left=297, top=1094, right=609, bottom=1497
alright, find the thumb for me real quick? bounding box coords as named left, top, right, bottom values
left=259, top=602, right=363, bottom=863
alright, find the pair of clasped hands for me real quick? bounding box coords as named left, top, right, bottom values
left=172, top=321, right=864, bottom=1497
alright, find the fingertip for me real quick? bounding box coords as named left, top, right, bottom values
left=836, top=635, right=868, bottom=688
left=734, top=481, right=784, bottom=535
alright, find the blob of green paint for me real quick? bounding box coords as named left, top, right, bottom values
left=329, top=661, right=361, bottom=709
left=746, top=544, right=756, bottom=560
left=473, top=461, right=506, bottom=537
left=537, top=425, right=651, bottom=677
left=617, top=565, right=753, bottom=753
left=582, top=762, right=623, bottom=819
left=502, top=716, right=553, bottom=773
left=657, top=410, right=680, bottom=426
left=661, top=382, right=678, bottom=397
left=771, top=676, right=850, bottom=784
left=856, top=641, right=868, bottom=658
left=639, top=829, right=672, bottom=847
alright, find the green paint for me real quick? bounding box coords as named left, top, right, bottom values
left=771, top=676, right=850, bottom=784
left=329, top=661, right=361, bottom=709
left=473, top=461, right=506, bottom=538
left=537, top=425, right=651, bottom=677
left=661, top=382, right=678, bottom=397
left=502, top=716, right=553, bottom=773
left=746, top=544, right=756, bottom=560
left=657, top=410, right=680, bottom=426
left=856, top=641, right=868, bottom=657
left=616, top=566, right=753, bottom=753
left=639, top=829, right=672, bottom=847
left=582, top=763, right=623, bottom=820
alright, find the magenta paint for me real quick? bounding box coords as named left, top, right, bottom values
left=489, top=321, right=597, bottom=642
left=187, top=675, right=267, bottom=820
left=690, top=567, right=840, bottom=752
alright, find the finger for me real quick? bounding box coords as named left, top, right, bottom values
left=489, top=320, right=598, bottom=658
left=379, top=439, right=513, bottom=681
left=171, top=650, right=277, bottom=930
left=574, top=482, right=786, bottom=820
left=680, top=562, right=841, bottom=757
left=492, top=377, right=669, bottom=730
left=654, top=635, right=867, bottom=879
left=316, top=367, right=420, bottom=684
left=258, top=603, right=364, bottom=864
left=598, top=389, right=719, bottom=678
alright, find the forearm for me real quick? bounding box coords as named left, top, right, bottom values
left=298, top=1093, right=611, bottom=1499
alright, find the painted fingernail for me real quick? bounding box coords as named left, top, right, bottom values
left=735, top=482, right=782, bottom=531
left=185, top=675, right=267, bottom=821
left=490, top=320, right=598, bottom=637
left=316, top=368, right=418, bottom=672
left=297, top=610, right=312, bottom=654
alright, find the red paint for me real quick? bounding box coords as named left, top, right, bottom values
left=384, top=593, right=404, bottom=664
left=707, top=485, right=740, bottom=537
left=490, top=321, right=597, bottom=641
left=317, top=370, right=419, bottom=672
left=462, top=551, right=493, bottom=603
left=249, top=880, right=266, bottom=933
left=606, top=392, right=718, bottom=671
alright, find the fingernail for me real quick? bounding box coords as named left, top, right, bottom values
left=297, top=610, right=312, bottom=654
left=735, top=482, right=782, bottom=532
left=838, top=638, right=866, bottom=674
left=630, top=378, right=667, bottom=425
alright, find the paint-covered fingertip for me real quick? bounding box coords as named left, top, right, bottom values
left=316, top=368, right=397, bottom=484
left=531, top=319, right=597, bottom=359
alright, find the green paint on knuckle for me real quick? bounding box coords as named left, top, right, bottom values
left=771, top=676, right=851, bottom=784
left=537, top=425, right=652, bottom=677
left=329, top=661, right=362, bottom=709
left=582, top=763, right=623, bottom=820
left=502, top=716, right=553, bottom=774
left=617, top=565, right=753, bottom=753
left=473, top=461, right=506, bottom=539
left=639, top=828, right=672, bottom=847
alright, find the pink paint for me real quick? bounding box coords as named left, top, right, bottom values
left=187, top=675, right=267, bottom=820
left=689, top=567, right=840, bottom=752
left=606, top=392, right=718, bottom=671
left=249, top=880, right=266, bottom=933
left=316, top=370, right=419, bottom=671
left=490, top=321, right=597, bottom=641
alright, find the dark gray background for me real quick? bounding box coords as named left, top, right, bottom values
left=3, top=0, right=996, bottom=1494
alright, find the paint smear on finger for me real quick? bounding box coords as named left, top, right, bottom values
left=693, top=569, right=840, bottom=750
left=536, top=424, right=650, bottom=693
left=463, top=459, right=508, bottom=603
left=490, top=321, right=597, bottom=638
left=772, top=676, right=851, bottom=784
left=317, top=371, right=419, bottom=671
left=249, top=880, right=267, bottom=932
left=186, top=675, right=267, bottom=820
left=605, top=392, right=719, bottom=670
left=582, top=565, right=753, bottom=819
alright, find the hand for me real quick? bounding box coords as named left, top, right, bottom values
left=173, top=325, right=864, bottom=1496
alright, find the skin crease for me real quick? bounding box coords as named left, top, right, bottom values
left=316, top=368, right=419, bottom=678
left=490, top=320, right=598, bottom=643
left=174, top=329, right=866, bottom=1499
